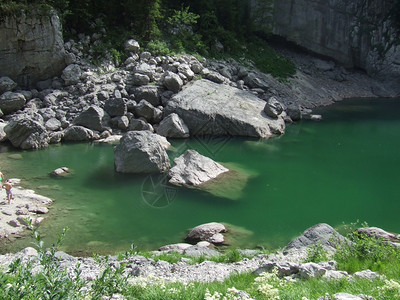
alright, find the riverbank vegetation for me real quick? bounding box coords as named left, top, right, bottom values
left=1, top=224, right=400, bottom=299
left=0, top=0, right=295, bottom=79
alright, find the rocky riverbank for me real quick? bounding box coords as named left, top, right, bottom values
left=0, top=223, right=399, bottom=299
left=0, top=179, right=52, bottom=241
left=1, top=33, right=398, bottom=151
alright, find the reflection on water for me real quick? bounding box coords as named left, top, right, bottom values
left=0, top=97, right=399, bottom=255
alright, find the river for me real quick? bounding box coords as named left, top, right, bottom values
left=0, top=97, right=399, bottom=255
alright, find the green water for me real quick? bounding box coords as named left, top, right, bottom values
left=0, top=97, right=399, bottom=255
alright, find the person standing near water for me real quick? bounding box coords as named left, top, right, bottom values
left=2, top=179, right=13, bottom=204
left=0, top=170, right=3, bottom=190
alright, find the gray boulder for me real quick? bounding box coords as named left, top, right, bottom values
left=284, top=223, right=347, bottom=256
left=0, top=92, right=26, bottom=114
left=254, top=261, right=300, bottom=277
left=190, top=62, right=203, bottom=74
left=61, top=64, right=82, bottom=85
left=298, top=262, right=327, bottom=279
left=357, top=227, right=400, bottom=244
left=111, top=116, right=129, bottom=131
left=264, top=96, right=284, bottom=119
left=165, top=79, right=285, bottom=138
left=286, top=102, right=302, bottom=121
left=73, top=105, right=110, bottom=131
left=244, top=73, right=269, bottom=90
left=0, top=77, right=17, bottom=94
left=163, top=72, right=183, bottom=93
left=156, top=113, right=189, bottom=138
left=202, top=69, right=226, bottom=84
left=4, top=116, right=49, bottom=149
left=135, top=100, right=162, bottom=123
left=63, top=126, right=95, bottom=141
left=49, top=131, right=64, bottom=144
left=133, top=85, right=162, bottom=106
left=135, top=63, right=156, bottom=80
left=124, top=39, right=140, bottom=53
left=129, top=118, right=154, bottom=132
left=352, top=269, right=383, bottom=281
left=169, top=150, right=229, bottom=187
left=183, top=245, right=221, bottom=258
left=132, top=73, right=150, bottom=86
left=186, top=222, right=227, bottom=244
left=0, top=122, right=7, bottom=142
left=104, top=98, right=127, bottom=117
left=178, top=64, right=195, bottom=80
left=158, top=243, right=192, bottom=252
left=38, top=107, right=56, bottom=121
left=114, top=131, right=170, bottom=173
left=45, top=118, right=61, bottom=131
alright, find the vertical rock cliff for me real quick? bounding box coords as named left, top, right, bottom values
left=0, top=10, right=66, bottom=88
left=271, top=0, right=400, bottom=86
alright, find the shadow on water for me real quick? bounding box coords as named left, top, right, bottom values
left=313, top=98, right=400, bottom=121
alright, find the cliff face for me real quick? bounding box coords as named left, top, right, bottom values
left=271, top=0, right=400, bottom=84
left=0, top=10, right=66, bottom=88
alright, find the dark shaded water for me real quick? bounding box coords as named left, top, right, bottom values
left=0, top=97, right=399, bottom=255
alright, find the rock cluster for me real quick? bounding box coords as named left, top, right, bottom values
left=0, top=34, right=294, bottom=151
left=0, top=29, right=390, bottom=152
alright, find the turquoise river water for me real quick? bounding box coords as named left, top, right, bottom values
left=0, top=97, right=399, bottom=255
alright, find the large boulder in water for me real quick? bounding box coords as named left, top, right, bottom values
left=4, top=115, right=49, bottom=149
left=169, top=150, right=229, bottom=186
left=114, top=131, right=170, bottom=173
left=164, top=79, right=285, bottom=138
left=186, top=222, right=227, bottom=244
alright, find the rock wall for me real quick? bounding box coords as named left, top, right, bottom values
left=271, top=0, right=400, bottom=86
left=0, top=10, right=66, bottom=88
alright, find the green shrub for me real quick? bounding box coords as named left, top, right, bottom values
left=305, top=242, right=330, bottom=263
left=146, top=40, right=172, bottom=56
left=0, top=222, right=85, bottom=299
left=334, top=231, right=400, bottom=279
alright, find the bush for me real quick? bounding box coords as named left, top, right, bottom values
left=334, top=231, right=400, bottom=278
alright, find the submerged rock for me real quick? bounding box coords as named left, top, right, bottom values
left=169, top=150, right=229, bottom=187
left=114, top=131, right=170, bottom=174
left=51, top=167, right=73, bottom=178
left=165, top=79, right=285, bottom=138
